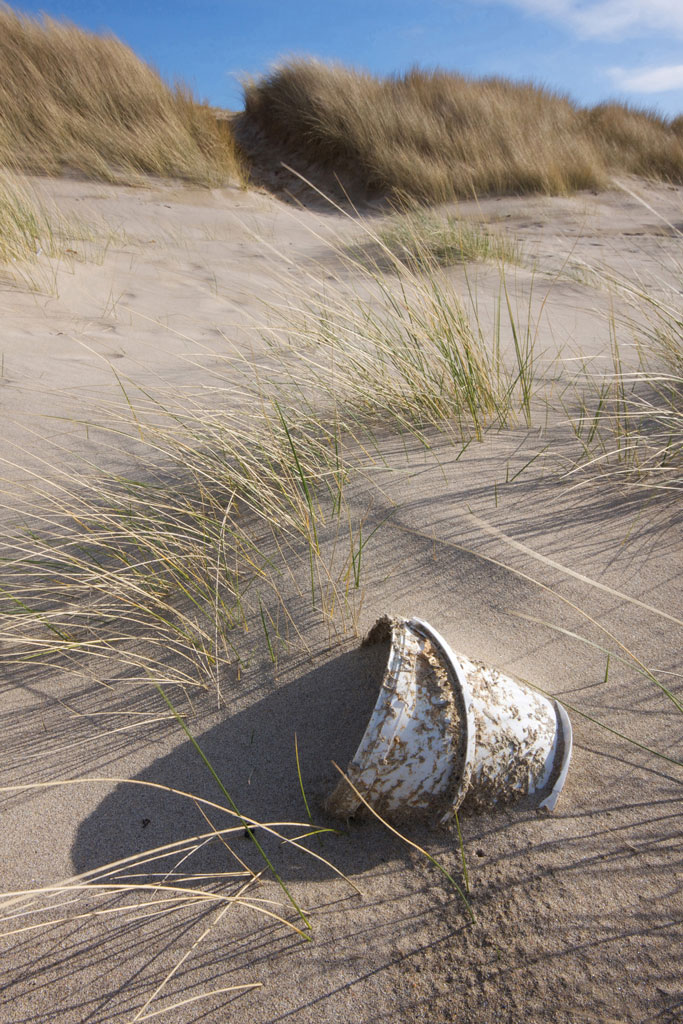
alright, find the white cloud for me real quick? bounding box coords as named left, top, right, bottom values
left=493, top=1, right=683, bottom=39
left=609, top=64, right=683, bottom=93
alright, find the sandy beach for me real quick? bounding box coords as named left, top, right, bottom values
left=1, top=174, right=682, bottom=1024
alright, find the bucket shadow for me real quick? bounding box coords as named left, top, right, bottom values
left=71, top=644, right=392, bottom=881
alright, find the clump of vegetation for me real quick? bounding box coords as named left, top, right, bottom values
left=0, top=386, right=373, bottom=697
left=371, top=209, right=522, bottom=268
left=0, top=169, right=65, bottom=264
left=240, top=59, right=683, bottom=202
left=264, top=219, right=537, bottom=443
left=570, top=296, right=683, bottom=494
left=585, top=102, right=683, bottom=182
left=0, top=5, right=243, bottom=185
left=0, top=167, right=126, bottom=285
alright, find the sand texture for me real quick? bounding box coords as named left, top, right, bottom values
left=1, top=175, right=681, bottom=1024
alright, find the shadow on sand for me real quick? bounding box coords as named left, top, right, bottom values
left=71, top=644, right=394, bottom=882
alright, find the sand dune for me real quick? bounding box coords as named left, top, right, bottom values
left=1, top=175, right=681, bottom=1024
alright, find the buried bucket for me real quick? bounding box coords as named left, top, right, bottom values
left=327, top=615, right=572, bottom=823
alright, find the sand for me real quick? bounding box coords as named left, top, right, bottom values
left=0, top=174, right=681, bottom=1024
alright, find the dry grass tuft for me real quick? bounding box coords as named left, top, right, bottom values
left=585, top=102, right=683, bottom=181
left=0, top=5, right=243, bottom=185
left=0, top=168, right=65, bottom=264
left=567, top=252, right=683, bottom=494
left=370, top=209, right=522, bottom=268
left=240, top=60, right=683, bottom=203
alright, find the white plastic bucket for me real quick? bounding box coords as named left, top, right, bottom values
left=326, top=615, right=572, bottom=823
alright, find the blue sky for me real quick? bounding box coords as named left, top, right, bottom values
left=12, top=0, right=683, bottom=118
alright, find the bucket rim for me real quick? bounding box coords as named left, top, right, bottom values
left=408, top=617, right=477, bottom=817
left=538, top=701, right=573, bottom=812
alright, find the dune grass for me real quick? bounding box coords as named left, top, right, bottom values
left=0, top=168, right=68, bottom=264
left=265, top=213, right=537, bottom=442
left=586, top=102, right=683, bottom=182
left=240, top=59, right=683, bottom=203
left=0, top=380, right=375, bottom=703
left=0, top=209, right=544, bottom=697
left=0, top=167, right=133, bottom=294
left=564, top=196, right=683, bottom=495
left=568, top=306, right=682, bottom=493
left=0, top=5, right=243, bottom=185
left=2, top=183, right=678, bottom=717
left=359, top=209, right=522, bottom=270
left=3, top=9, right=682, bottom=206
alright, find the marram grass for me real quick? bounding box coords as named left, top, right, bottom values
left=240, top=60, right=683, bottom=202
left=0, top=5, right=243, bottom=185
